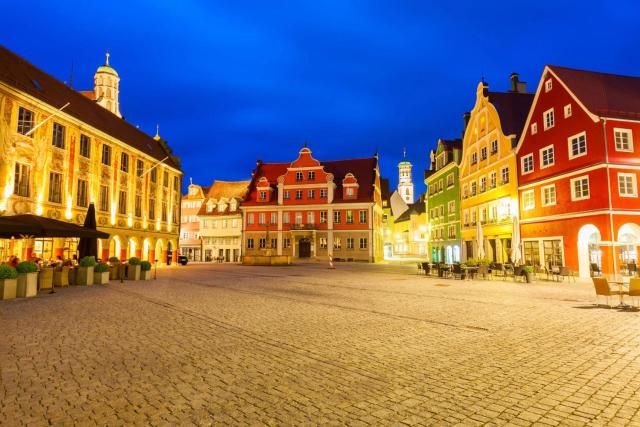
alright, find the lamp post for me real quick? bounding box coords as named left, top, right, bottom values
left=154, top=259, right=158, bottom=280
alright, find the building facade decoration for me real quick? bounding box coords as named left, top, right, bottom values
left=240, top=146, right=383, bottom=262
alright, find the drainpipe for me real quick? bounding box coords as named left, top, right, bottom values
left=603, top=118, right=617, bottom=277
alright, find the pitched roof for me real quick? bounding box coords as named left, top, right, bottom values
left=380, top=178, right=390, bottom=202
left=394, top=200, right=425, bottom=222
left=0, top=45, right=180, bottom=169
left=487, top=91, right=534, bottom=144
left=197, top=180, right=250, bottom=216
left=549, top=65, right=640, bottom=120
left=244, top=157, right=378, bottom=205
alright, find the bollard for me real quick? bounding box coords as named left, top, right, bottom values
left=328, top=255, right=335, bottom=269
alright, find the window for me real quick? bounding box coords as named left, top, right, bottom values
left=545, top=79, right=552, bottom=92
left=333, top=211, right=341, bottom=224
left=346, top=187, right=354, bottom=196
left=149, top=198, right=156, bottom=220
left=564, top=104, right=572, bottom=118
left=571, top=176, right=590, bottom=201
left=135, top=194, right=142, bottom=217
left=17, top=107, right=35, bottom=136
left=447, top=174, right=454, bottom=187
left=14, top=163, right=30, bottom=197
left=479, top=176, right=487, bottom=192
left=162, top=202, right=167, bottom=221
left=463, top=210, right=469, bottom=226
left=521, top=154, right=534, bottom=174
left=471, top=152, right=477, bottom=165
left=320, top=211, right=327, bottom=223
left=462, top=184, right=468, bottom=198
left=136, top=160, right=144, bottom=177
left=568, top=132, right=587, bottom=159
left=118, top=190, right=127, bottom=214
left=543, top=108, right=554, bottom=130
left=270, top=212, right=277, bottom=224
left=247, top=238, right=254, bottom=249
left=247, top=213, right=254, bottom=225
left=359, top=210, right=367, bottom=223
left=101, top=144, right=112, bottom=165
left=150, top=168, right=157, bottom=183
left=542, top=184, right=556, bottom=206
left=259, top=191, right=267, bottom=201
left=320, top=238, right=327, bottom=249
left=618, top=173, right=637, bottom=197
left=79, top=135, right=91, bottom=158
left=307, top=212, right=314, bottom=224
left=52, top=122, right=65, bottom=148
left=347, top=237, right=354, bottom=249
left=259, top=238, right=266, bottom=249
left=296, top=171, right=303, bottom=181
left=308, top=189, right=315, bottom=199
left=614, top=128, right=633, bottom=152
left=284, top=238, right=291, bottom=249
left=359, top=238, right=368, bottom=249
left=481, top=147, right=487, bottom=160
left=77, top=179, right=88, bottom=207
left=522, top=190, right=535, bottom=210
left=489, top=171, right=496, bottom=189
left=531, top=123, right=538, bottom=135
left=259, top=213, right=266, bottom=225
left=174, top=176, right=179, bottom=191
left=540, top=145, right=554, bottom=168
left=333, top=237, right=341, bottom=249
left=501, top=167, right=509, bottom=184
left=490, top=140, right=498, bottom=155
left=470, top=181, right=477, bottom=196
left=163, top=171, right=168, bottom=187
left=48, top=172, right=62, bottom=203
left=295, top=190, right=303, bottom=200
left=448, top=200, right=455, bottom=214
left=283, top=212, right=290, bottom=224
left=308, top=171, right=315, bottom=181
left=283, top=190, right=290, bottom=200
left=295, top=212, right=302, bottom=224
left=120, top=153, right=129, bottom=173
left=320, top=189, right=327, bottom=199
left=99, top=185, right=109, bottom=212
left=346, top=210, right=354, bottom=224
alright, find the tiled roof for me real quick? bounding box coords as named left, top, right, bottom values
left=0, top=45, right=180, bottom=169
left=244, top=157, right=378, bottom=206
left=488, top=91, right=534, bottom=144
left=380, top=178, right=390, bottom=202
left=550, top=65, right=640, bottom=120
left=197, top=180, right=250, bottom=216
left=394, top=200, right=425, bottom=222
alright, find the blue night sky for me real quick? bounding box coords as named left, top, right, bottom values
left=3, top=1, right=640, bottom=195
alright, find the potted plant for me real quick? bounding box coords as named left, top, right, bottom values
left=0, top=264, right=18, bottom=300
left=522, top=265, right=534, bottom=283
left=16, top=261, right=38, bottom=297
left=140, top=261, right=152, bottom=280
left=77, top=256, right=96, bottom=286
left=127, top=257, right=141, bottom=280
left=93, top=262, right=110, bottom=285
left=108, top=256, right=120, bottom=280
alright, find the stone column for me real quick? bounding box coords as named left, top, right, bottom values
left=327, top=207, right=334, bottom=257
left=277, top=210, right=283, bottom=256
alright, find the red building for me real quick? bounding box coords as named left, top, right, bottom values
left=516, top=65, right=640, bottom=278
left=241, top=145, right=384, bottom=262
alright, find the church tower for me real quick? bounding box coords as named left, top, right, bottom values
left=398, top=148, right=414, bottom=204
left=94, top=52, right=121, bottom=117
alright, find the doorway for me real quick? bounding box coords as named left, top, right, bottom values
left=299, top=238, right=311, bottom=258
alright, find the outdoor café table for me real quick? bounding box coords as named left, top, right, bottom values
left=609, top=280, right=629, bottom=308
left=462, top=266, right=478, bottom=280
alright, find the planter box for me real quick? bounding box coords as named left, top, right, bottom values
left=0, top=278, right=17, bottom=300
left=16, top=272, right=38, bottom=297
left=68, top=268, right=77, bottom=286
left=140, top=269, right=151, bottom=280
left=126, top=265, right=141, bottom=281
left=76, top=266, right=94, bottom=286
left=117, top=265, right=126, bottom=280
left=93, top=271, right=109, bottom=285
left=109, top=265, right=119, bottom=280
left=53, top=267, right=70, bottom=287
left=38, top=268, right=54, bottom=289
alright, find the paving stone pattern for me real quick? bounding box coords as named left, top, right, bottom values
left=2, top=263, right=640, bottom=426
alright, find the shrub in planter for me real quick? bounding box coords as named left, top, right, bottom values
left=126, top=257, right=141, bottom=280
left=522, top=265, right=534, bottom=283
left=0, top=264, right=18, bottom=300
left=140, top=261, right=152, bottom=280
left=108, top=256, right=120, bottom=264
left=77, top=256, right=96, bottom=286
left=16, top=261, right=38, bottom=298
left=108, top=257, right=120, bottom=279
left=93, top=262, right=110, bottom=285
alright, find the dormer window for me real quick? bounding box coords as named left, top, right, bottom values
left=296, top=171, right=303, bottom=181
left=259, top=191, right=267, bottom=201
left=230, top=200, right=237, bottom=211
left=346, top=188, right=354, bottom=196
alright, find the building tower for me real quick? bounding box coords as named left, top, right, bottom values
left=397, top=148, right=414, bottom=204
left=94, top=51, right=121, bottom=117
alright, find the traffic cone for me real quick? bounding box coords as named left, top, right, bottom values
left=328, top=255, right=335, bottom=269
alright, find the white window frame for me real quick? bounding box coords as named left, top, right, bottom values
left=567, top=131, right=587, bottom=160
left=614, top=128, right=633, bottom=152
left=539, top=144, right=555, bottom=169
left=531, top=122, right=537, bottom=135
left=541, top=184, right=556, bottom=207
left=521, top=154, right=534, bottom=175
left=564, top=104, right=572, bottom=118
left=545, top=79, right=552, bottom=92
left=618, top=173, right=638, bottom=198
left=570, top=175, right=590, bottom=201
left=543, top=108, right=555, bottom=131
left=522, top=189, right=535, bottom=211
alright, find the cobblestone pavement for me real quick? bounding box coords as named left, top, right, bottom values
left=2, top=262, right=640, bottom=426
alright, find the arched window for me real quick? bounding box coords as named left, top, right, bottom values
left=106, top=88, right=112, bottom=98
left=405, top=188, right=410, bottom=196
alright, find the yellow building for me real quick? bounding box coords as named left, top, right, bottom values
left=389, top=197, right=428, bottom=257
left=459, top=75, right=533, bottom=262
left=0, top=46, right=182, bottom=264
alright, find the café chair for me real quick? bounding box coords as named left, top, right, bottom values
left=592, top=277, right=627, bottom=308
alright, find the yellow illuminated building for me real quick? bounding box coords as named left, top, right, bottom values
left=0, top=47, right=182, bottom=263
left=459, top=76, right=533, bottom=262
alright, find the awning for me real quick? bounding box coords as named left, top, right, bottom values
left=0, top=214, right=110, bottom=239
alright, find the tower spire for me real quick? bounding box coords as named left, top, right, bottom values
left=403, top=146, right=406, bottom=160
left=105, top=50, right=110, bottom=66
left=154, top=124, right=161, bottom=141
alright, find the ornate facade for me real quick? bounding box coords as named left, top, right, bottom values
left=0, top=46, right=182, bottom=264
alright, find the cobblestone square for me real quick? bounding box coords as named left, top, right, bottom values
left=2, top=263, right=640, bottom=426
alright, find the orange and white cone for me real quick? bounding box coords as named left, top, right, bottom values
left=328, top=255, right=335, bottom=269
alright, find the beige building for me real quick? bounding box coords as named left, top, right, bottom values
left=179, top=180, right=209, bottom=261
left=0, top=47, right=182, bottom=264
left=197, top=180, right=249, bottom=262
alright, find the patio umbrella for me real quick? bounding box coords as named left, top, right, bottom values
left=0, top=214, right=109, bottom=239
left=77, top=203, right=99, bottom=260
left=0, top=216, right=40, bottom=238
left=476, top=220, right=486, bottom=259
left=511, top=215, right=522, bottom=265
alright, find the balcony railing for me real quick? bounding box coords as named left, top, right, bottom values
left=291, top=223, right=316, bottom=230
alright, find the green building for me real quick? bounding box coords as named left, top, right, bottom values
left=424, top=138, right=462, bottom=263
